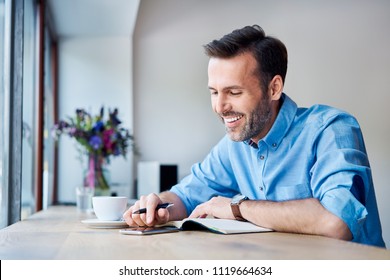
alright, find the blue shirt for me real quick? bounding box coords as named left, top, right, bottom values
left=171, top=93, right=385, bottom=247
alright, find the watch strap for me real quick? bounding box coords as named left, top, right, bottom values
left=231, top=204, right=246, bottom=221
left=231, top=195, right=249, bottom=221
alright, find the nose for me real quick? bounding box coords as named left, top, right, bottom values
left=213, top=93, right=231, bottom=115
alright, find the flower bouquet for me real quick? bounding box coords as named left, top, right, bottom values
left=52, top=107, right=134, bottom=195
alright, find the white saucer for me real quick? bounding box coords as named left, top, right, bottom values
left=81, top=219, right=128, bottom=229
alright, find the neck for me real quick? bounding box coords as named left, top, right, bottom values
left=250, top=99, right=282, bottom=144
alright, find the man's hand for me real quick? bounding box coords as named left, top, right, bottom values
left=123, top=193, right=170, bottom=227
left=189, top=196, right=235, bottom=219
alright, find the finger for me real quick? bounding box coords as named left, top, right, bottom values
left=131, top=200, right=148, bottom=226
left=123, top=205, right=133, bottom=220
left=143, top=193, right=164, bottom=226
left=155, top=208, right=170, bottom=224
left=123, top=205, right=140, bottom=227
left=145, top=201, right=161, bottom=226
left=188, top=204, right=206, bottom=219
left=131, top=213, right=147, bottom=227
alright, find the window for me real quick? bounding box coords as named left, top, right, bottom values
left=0, top=0, right=24, bottom=228
left=0, top=0, right=6, bottom=228
left=21, top=0, right=38, bottom=219
left=42, top=25, right=57, bottom=209
left=0, top=0, right=58, bottom=228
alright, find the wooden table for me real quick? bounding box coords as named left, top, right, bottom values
left=0, top=206, right=389, bottom=260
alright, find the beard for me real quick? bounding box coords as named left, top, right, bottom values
left=223, top=97, right=272, bottom=142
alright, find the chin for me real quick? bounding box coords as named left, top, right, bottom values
left=226, top=133, right=244, bottom=142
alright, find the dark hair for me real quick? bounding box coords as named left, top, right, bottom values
left=203, top=25, right=288, bottom=93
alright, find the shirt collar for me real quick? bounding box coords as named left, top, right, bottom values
left=245, top=93, right=297, bottom=149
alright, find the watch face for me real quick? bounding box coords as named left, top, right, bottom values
left=232, top=194, right=247, bottom=204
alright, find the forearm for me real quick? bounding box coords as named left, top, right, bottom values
left=240, top=198, right=352, bottom=240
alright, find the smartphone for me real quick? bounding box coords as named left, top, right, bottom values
left=119, top=226, right=179, bottom=235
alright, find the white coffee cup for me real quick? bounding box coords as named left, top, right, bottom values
left=92, top=196, right=128, bottom=221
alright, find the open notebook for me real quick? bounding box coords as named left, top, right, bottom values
left=163, top=217, right=272, bottom=234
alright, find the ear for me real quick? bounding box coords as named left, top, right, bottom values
left=268, top=75, right=284, bottom=101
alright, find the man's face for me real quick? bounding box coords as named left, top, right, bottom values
left=208, top=52, right=273, bottom=143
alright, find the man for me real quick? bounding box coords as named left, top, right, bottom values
left=123, top=25, right=385, bottom=247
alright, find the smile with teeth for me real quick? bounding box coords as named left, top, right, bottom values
left=224, top=115, right=244, bottom=123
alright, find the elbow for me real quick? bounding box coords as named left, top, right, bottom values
left=323, top=216, right=352, bottom=241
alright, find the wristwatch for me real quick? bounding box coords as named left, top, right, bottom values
left=230, top=194, right=249, bottom=221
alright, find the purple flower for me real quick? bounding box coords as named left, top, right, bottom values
left=93, top=121, right=104, bottom=132
left=89, top=135, right=103, bottom=150
left=68, top=127, right=77, bottom=136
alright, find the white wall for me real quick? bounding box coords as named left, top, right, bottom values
left=134, top=0, right=390, bottom=247
left=58, top=37, right=134, bottom=202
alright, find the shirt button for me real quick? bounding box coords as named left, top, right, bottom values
left=259, top=187, right=264, bottom=191
left=272, top=143, right=277, bottom=148
left=260, top=155, right=265, bottom=160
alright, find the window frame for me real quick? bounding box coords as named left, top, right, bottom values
left=2, top=0, right=24, bottom=226
left=0, top=0, right=58, bottom=228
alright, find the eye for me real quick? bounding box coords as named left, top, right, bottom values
left=230, top=91, right=242, bottom=96
left=210, top=90, right=218, bottom=96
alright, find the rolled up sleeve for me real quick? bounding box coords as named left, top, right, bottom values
left=310, top=114, right=373, bottom=241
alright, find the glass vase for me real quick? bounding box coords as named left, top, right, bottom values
left=84, top=153, right=111, bottom=196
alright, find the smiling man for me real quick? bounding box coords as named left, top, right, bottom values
left=123, top=25, right=385, bottom=248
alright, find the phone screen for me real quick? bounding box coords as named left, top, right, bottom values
left=119, top=226, right=179, bottom=235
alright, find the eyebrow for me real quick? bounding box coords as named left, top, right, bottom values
left=208, top=85, right=244, bottom=91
